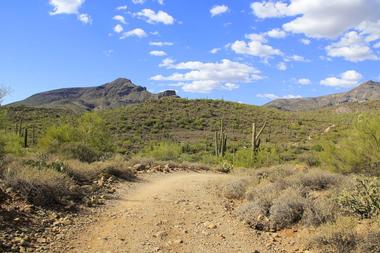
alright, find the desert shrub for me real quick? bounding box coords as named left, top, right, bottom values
left=359, top=230, right=380, bottom=253
left=269, top=188, right=306, bottom=231
left=0, top=132, right=23, bottom=155
left=303, top=197, right=339, bottom=227
left=320, top=114, right=380, bottom=176
left=308, top=217, right=358, bottom=253
left=62, top=143, right=100, bottom=163
left=217, top=160, right=233, bottom=173
left=237, top=201, right=270, bottom=231
left=3, top=164, right=78, bottom=207
left=137, top=141, right=182, bottom=161
left=338, top=176, right=380, bottom=218
left=38, top=112, right=114, bottom=158
left=295, top=169, right=340, bottom=192
left=233, top=146, right=281, bottom=168
left=223, top=179, right=248, bottom=199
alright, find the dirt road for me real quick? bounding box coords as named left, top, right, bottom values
left=55, top=172, right=277, bottom=253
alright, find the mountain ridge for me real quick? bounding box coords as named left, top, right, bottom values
left=264, top=80, right=380, bottom=111
left=10, top=78, right=178, bottom=112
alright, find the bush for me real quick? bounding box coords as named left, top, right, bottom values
left=269, top=188, right=306, bottom=231
left=62, top=143, right=100, bottom=163
left=237, top=201, right=270, bottom=231
left=3, top=164, right=78, bottom=207
left=303, top=197, right=338, bottom=227
left=338, top=176, right=380, bottom=218
left=320, top=114, right=380, bottom=176
left=308, top=217, right=358, bottom=253
left=223, top=179, right=247, bottom=199
left=359, top=230, right=380, bottom=253
left=137, top=142, right=182, bottom=161
left=295, top=169, right=340, bottom=192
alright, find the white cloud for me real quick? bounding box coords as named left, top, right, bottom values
left=210, top=48, right=221, bottom=54
left=251, top=0, right=380, bottom=39
left=266, top=28, right=287, bottom=38
left=78, top=13, right=92, bottom=24
left=210, top=5, right=229, bottom=17
left=113, top=15, right=127, bottom=24
left=132, top=0, right=145, bottom=4
left=230, top=35, right=282, bottom=59
left=257, top=93, right=302, bottom=100
left=151, top=59, right=262, bottom=93
left=114, top=24, right=124, bottom=33
left=149, top=41, right=174, bottom=47
left=374, top=41, right=380, bottom=48
left=285, top=54, right=307, bottom=62
left=251, top=1, right=288, bottom=18
left=358, top=20, right=380, bottom=42
left=150, top=50, right=167, bottom=56
left=320, top=70, right=363, bottom=88
left=121, top=28, right=147, bottom=38
left=49, top=0, right=85, bottom=15
left=135, top=9, right=174, bottom=25
left=116, top=5, right=128, bottom=11
left=326, top=31, right=378, bottom=62
left=300, top=38, right=311, bottom=45
left=298, top=78, right=311, bottom=85
left=277, top=62, right=287, bottom=71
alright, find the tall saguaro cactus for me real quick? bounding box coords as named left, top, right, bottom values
left=214, top=119, right=227, bottom=157
left=252, top=121, right=267, bottom=158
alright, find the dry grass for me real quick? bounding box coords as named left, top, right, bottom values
left=3, top=162, right=78, bottom=207
left=222, top=179, right=248, bottom=200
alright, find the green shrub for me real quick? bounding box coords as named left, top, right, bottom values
left=62, top=143, right=100, bottom=163
left=338, top=176, right=380, bottom=218
left=320, top=114, right=380, bottom=176
left=137, top=141, right=182, bottom=161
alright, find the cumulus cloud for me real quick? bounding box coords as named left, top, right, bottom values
left=298, top=78, right=311, bottom=85
left=113, top=15, right=127, bottom=24
left=149, top=50, right=167, bottom=56
left=132, top=0, right=145, bottom=4
left=114, top=24, right=124, bottom=33
left=49, top=0, right=92, bottom=24
left=257, top=93, right=302, bottom=100
left=49, top=0, right=85, bottom=15
left=230, top=33, right=282, bottom=59
left=121, top=28, right=147, bottom=38
left=320, top=70, right=363, bottom=88
left=151, top=59, right=262, bottom=93
left=210, top=5, right=229, bottom=17
left=149, top=41, right=174, bottom=47
left=251, top=0, right=380, bottom=39
left=266, top=28, right=287, bottom=38
left=135, top=9, right=174, bottom=25
left=326, top=31, right=378, bottom=62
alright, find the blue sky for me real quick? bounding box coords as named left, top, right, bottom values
left=1, top=0, right=380, bottom=105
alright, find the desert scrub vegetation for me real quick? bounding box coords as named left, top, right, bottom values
left=223, top=166, right=380, bottom=252
left=0, top=154, right=136, bottom=208
left=38, top=112, right=114, bottom=162
left=320, top=113, right=380, bottom=176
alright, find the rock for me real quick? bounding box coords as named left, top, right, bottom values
left=97, top=176, right=105, bottom=187
left=133, top=164, right=146, bottom=171
left=173, top=239, right=183, bottom=244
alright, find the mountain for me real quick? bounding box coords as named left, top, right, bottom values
left=10, top=78, right=178, bottom=112
left=265, top=80, right=380, bottom=111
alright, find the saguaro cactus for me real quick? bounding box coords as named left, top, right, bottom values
left=214, top=119, right=227, bottom=157
left=24, top=128, right=28, bottom=148
left=252, top=121, right=267, bottom=158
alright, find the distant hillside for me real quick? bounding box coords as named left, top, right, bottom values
left=265, top=80, right=380, bottom=111
left=10, top=78, right=178, bottom=112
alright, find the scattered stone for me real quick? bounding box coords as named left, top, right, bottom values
left=133, top=164, right=146, bottom=171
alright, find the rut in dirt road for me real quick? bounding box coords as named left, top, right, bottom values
left=58, top=172, right=273, bottom=253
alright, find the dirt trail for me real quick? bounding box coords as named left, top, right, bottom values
left=57, top=172, right=273, bottom=253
